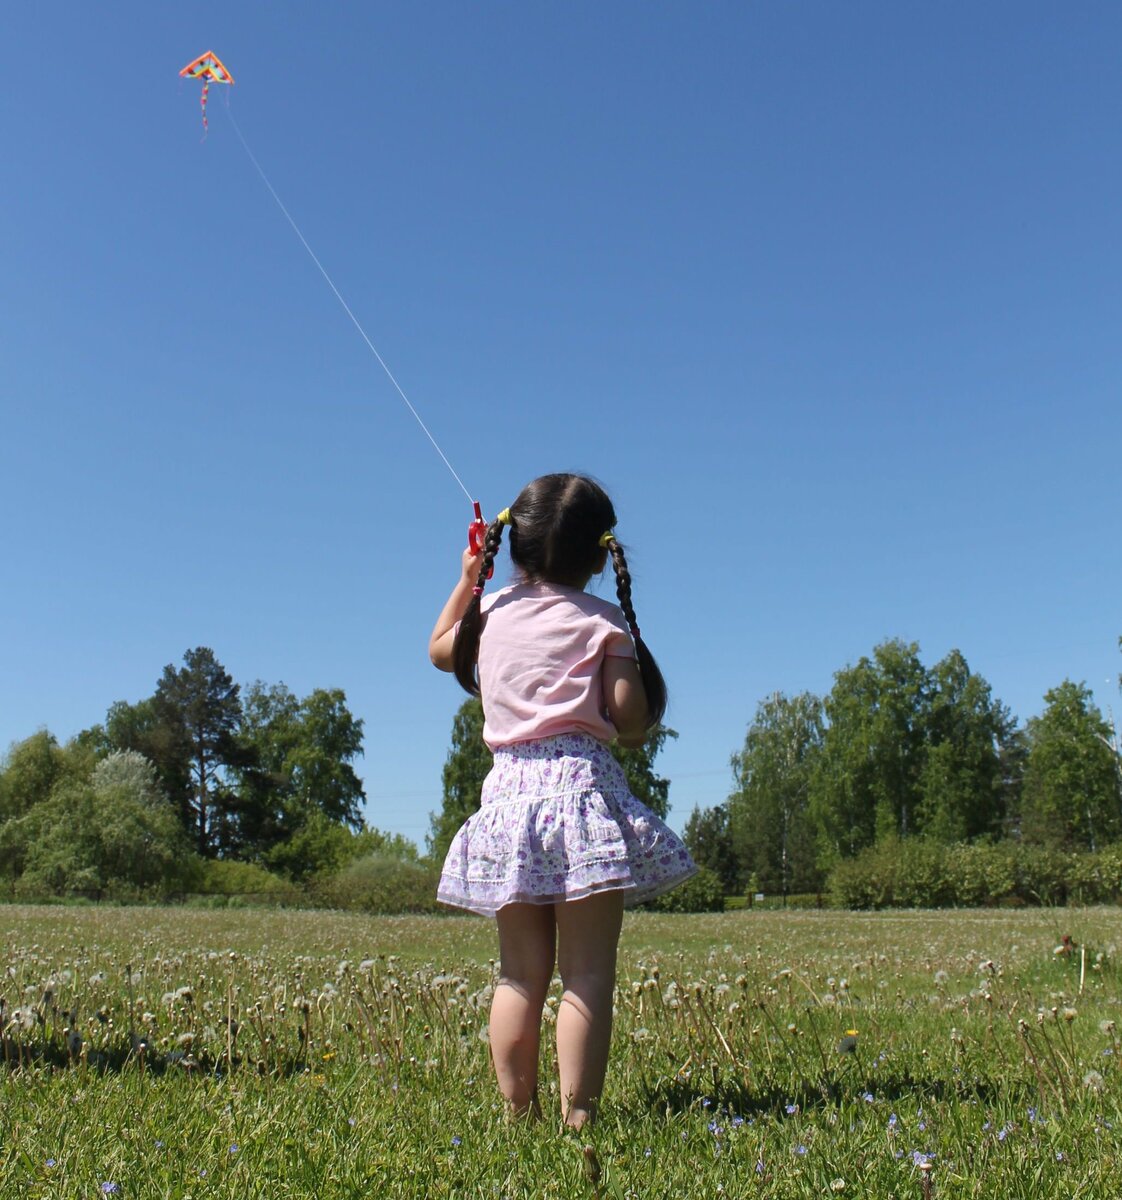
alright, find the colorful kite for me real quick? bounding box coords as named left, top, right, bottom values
left=180, top=51, right=234, bottom=134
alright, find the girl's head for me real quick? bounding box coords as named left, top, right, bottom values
left=453, top=473, right=667, bottom=728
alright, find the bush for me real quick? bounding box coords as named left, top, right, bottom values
left=944, top=842, right=1017, bottom=907
left=828, top=839, right=1122, bottom=909
left=192, top=859, right=304, bottom=905
left=313, top=854, right=441, bottom=915
left=648, top=867, right=726, bottom=913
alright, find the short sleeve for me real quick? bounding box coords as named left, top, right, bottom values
left=602, top=613, right=636, bottom=659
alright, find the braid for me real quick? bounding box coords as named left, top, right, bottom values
left=606, top=539, right=668, bottom=727
left=453, top=519, right=505, bottom=695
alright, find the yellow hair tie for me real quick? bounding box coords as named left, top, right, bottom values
left=598, top=530, right=616, bottom=548
left=497, top=508, right=512, bottom=526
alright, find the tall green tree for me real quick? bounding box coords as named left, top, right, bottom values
left=683, top=802, right=739, bottom=893
left=1021, top=680, right=1121, bottom=850
left=153, top=647, right=247, bottom=857
left=427, top=698, right=491, bottom=862
left=235, top=682, right=366, bottom=858
left=917, top=650, right=1014, bottom=842
left=729, top=691, right=824, bottom=896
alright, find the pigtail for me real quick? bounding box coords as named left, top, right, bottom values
left=453, top=518, right=505, bottom=695
left=606, top=539, right=668, bottom=728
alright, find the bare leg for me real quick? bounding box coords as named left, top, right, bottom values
left=555, top=890, right=624, bottom=1129
left=490, top=903, right=556, bottom=1118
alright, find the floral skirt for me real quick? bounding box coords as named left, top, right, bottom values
left=437, top=732, right=697, bottom=917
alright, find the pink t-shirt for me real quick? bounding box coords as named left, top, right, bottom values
left=473, top=581, right=636, bottom=749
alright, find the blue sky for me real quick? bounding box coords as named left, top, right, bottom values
left=3, top=3, right=1120, bottom=846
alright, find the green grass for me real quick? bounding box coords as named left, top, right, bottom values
left=1, top=904, right=1120, bottom=1198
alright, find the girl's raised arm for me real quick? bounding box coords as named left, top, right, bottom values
left=429, top=547, right=480, bottom=671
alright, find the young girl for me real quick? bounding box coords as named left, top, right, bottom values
left=429, top=473, right=695, bottom=1129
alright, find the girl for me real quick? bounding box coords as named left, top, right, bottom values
left=429, top=473, right=695, bottom=1129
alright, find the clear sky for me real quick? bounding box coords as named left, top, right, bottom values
left=3, top=3, right=1120, bottom=847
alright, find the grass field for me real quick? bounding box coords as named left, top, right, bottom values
left=1, top=903, right=1120, bottom=1198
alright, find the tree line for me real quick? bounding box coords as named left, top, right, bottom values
left=685, top=638, right=1122, bottom=903
left=5, top=638, right=1120, bottom=909
left=0, top=647, right=416, bottom=900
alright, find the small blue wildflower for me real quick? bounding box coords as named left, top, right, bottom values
left=888, top=1114, right=898, bottom=1130
left=795, top=1144, right=807, bottom=1156
left=452, top=1136, right=462, bottom=1147
left=1055, top=1151, right=1065, bottom=1161
left=755, top=1160, right=765, bottom=1174
left=785, top=1103, right=798, bottom=1115
left=702, top=1097, right=712, bottom=1108
left=731, top=1116, right=745, bottom=1128
left=1028, top=1107, right=1037, bottom=1123
left=982, top=1121, right=991, bottom=1131
left=45, top=1160, right=56, bottom=1168
left=862, top=1092, right=875, bottom=1103
left=918, top=1121, right=926, bottom=1131
left=155, top=1141, right=164, bottom=1149
left=347, top=1118, right=356, bottom=1127
left=644, top=1148, right=652, bottom=1158
left=229, top=1145, right=239, bottom=1155
left=998, top=1128, right=1008, bottom=1142
left=100, top=1186, right=120, bottom=1196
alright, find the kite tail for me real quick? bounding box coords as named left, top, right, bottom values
left=201, top=80, right=209, bottom=134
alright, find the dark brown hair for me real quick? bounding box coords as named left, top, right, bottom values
left=452, top=474, right=667, bottom=727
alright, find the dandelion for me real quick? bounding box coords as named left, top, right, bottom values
left=1082, top=1070, right=1106, bottom=1094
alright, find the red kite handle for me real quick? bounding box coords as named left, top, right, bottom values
left=467, top=501, right=493, bottom=579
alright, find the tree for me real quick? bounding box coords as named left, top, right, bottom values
left=1021, top=680, right=1121, bottom=851
left=683, top=803, right=739, bottom=893
left=612, top=726, right=676, bottom=819
left=428, top=698, right=491, bottom=862
left=0, top=769, right=189, bottom=897
left=916, top=650, right=1014, bottom=842
left=730, top=691, right=824, bottom=896
left=152, top=647, right=247, bottom=857
left=235, top=682, right=367, bottom=858
left=0, top=731, right=67, bottom=820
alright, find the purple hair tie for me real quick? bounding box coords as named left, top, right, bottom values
left=630, top=626, right=641, bottom=640
left=472, top=586, right=483, bottom=596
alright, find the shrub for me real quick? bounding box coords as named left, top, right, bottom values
left=648, top=867, right=726, bottom=913
left=193, top=859, right=304, bottom=904
left=313, top=854, right=442, bottom=915
left=944, top=842, right=1017, bottom=907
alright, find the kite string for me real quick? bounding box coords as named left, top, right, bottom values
left=223, top=105, right=475, bottom=504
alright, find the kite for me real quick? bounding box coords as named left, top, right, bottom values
left=180, top=51, right=234, bottom=134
